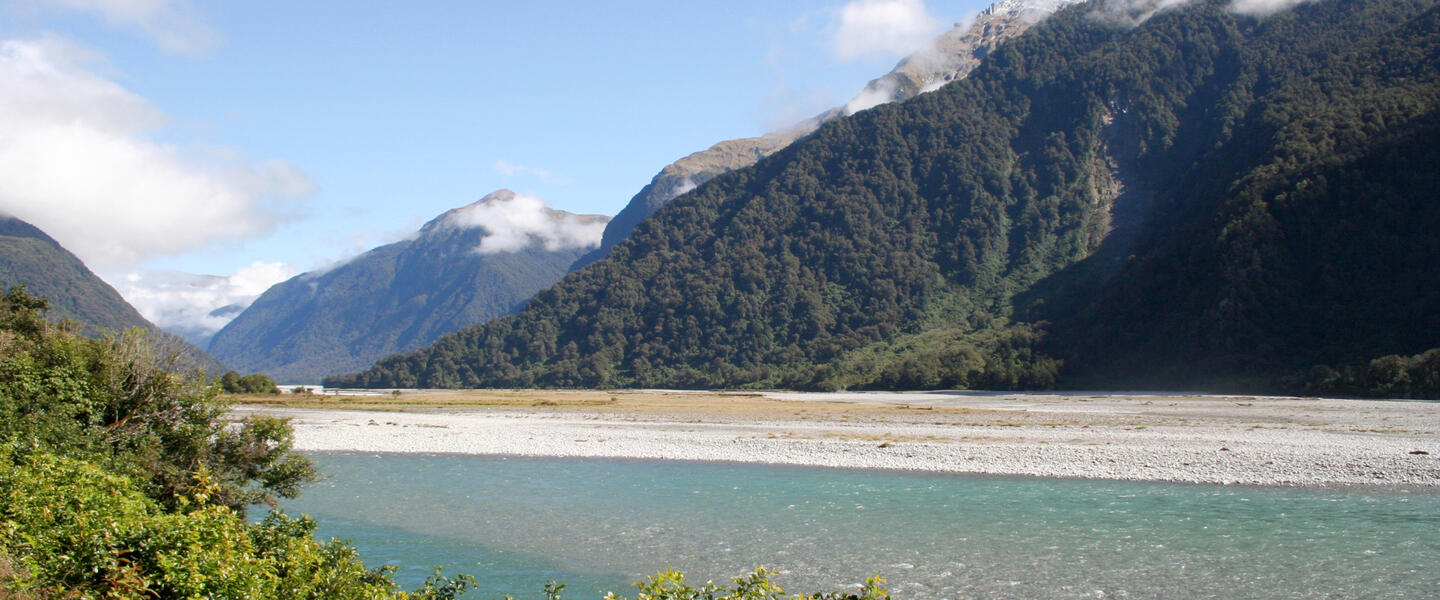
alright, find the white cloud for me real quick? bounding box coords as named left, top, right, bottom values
left=669, top=176, right=697, bottom=199
left=0, top=38, right=312, bottom=270
left=833, top=0, right=943, bottom=61
left=843, top=77, right=899, bottom=116
left=1228, top=0, right=1319, bottom=17
left=1089, top=0, right=1323, bottom=25
left=112, top=260, right=298, bottom=345
left=445, top=191, right=606, bottom=254
left=12, top=0, right=221, bottom=54
left=1087, top=0, right=1193, bottom=26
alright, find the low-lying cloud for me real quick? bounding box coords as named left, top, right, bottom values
left=0, top=37, right=312, bottom=271
left=833, top=0, right=944, bottom=61
left=113, top=260, right=298, bottom=346
left=446, top=191, right=607, bottom=254
left=1228, top=0, right=1320, bottom=16
left=1090, top=0, right=1325, bottom=25
left=843, top=77, right=900, bottom=116
left=1088, top=0, right=1193, bottom=26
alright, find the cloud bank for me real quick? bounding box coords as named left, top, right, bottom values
left=1228, top=0, right=1320, bottom=16
left=1090, top=0, right=1325, bottom=25
left=0, top=38, right=312, bottom=271
left=1087, top=0, right=1193, bottom=26
left=843, top=77, right=900, bottom=116
left=446, top=191, right=606, bottom=254
left=113, top=260, right=298, bottom=345
left=833, top=0, right=943, bottom=61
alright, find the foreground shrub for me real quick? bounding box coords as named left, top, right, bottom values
left=609, top=569, right=889, bottom=600
left=0, top=452, right=405, bottom=599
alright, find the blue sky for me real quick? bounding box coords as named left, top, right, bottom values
left=0, top=0, right=995, bottom=334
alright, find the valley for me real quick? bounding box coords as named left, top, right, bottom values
left=4, top=0, right=1440, bottom=597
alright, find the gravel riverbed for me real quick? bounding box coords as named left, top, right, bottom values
left=237, top=391, right=1440, bottom=488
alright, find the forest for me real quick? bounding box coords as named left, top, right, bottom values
left=327, top=0, right=1439, bottom=398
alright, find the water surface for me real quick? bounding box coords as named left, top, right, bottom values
left=276, top=453, right=1440, bottom=599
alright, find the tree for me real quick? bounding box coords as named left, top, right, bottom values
left=220, top=370, right=281, bottom=394
left=0, top=286, right=480, bottom=597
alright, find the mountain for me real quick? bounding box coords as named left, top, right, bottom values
left=0, top=215, right=227, bottom=373
left=208, top=190, right=609, bottom=383
left=329, top=0, right=1440, bottom=395
left=572, top=0, right=1083, bottom=269
left=110, top=268, right=290, bottom=349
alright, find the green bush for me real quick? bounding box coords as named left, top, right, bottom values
left=0, top=287, right=406, bottom=598
left=0, top=287, right=317, bottom=513
left=220, top=371, right=281, bottom=394
left=0, top=452, right=402, bottom=599
left=607, top=568, right=889, bottom=600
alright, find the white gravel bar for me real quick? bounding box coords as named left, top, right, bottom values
left=236, top=391, right=1440, bottom=488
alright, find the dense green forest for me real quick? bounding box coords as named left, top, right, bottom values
left=328, top=0, right=1440, bottom=397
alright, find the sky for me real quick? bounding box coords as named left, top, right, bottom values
left=0, top=0, right=1007, bottom=337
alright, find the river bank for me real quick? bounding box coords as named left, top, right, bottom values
left=235, top=390, right=1440, bottom=488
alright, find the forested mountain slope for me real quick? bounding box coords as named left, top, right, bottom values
left=330, top=0, right=1440, bottom=395
left=1040, top=0, right=1440, bottom=390
left=209, top=191, right=608, bottom=383
left=572, top=0, right=1081, bottom=270
left=0, top=216, right=227, bottom=373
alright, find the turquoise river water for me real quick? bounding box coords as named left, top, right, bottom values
left=272, top=453, right=1439, bottom=599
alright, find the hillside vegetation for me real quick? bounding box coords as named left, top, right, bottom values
left=330, top=0, right=1440, bottom=397
left=0, top=217, right=227, bottom=374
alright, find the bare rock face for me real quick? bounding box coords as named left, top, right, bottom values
left=574, top=0, right=1082, bottom=269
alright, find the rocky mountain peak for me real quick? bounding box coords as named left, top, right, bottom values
left=421, top=189, right=607, bottom=238
left=420, top=189, right=517, bottom=234
left=842, top=0, right=1084, bottom=114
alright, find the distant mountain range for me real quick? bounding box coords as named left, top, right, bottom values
left=0, top=216, right=226, bottom=373
left=329, top=0, right=1440, bottom=395
left=207, top=190, right=608, bottom=383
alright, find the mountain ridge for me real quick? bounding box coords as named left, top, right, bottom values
left=208, top=190, right=609, bottom=383
left=328, top=0, right=1440, bottom=395
left=0, top=215, right=227, bottom=374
